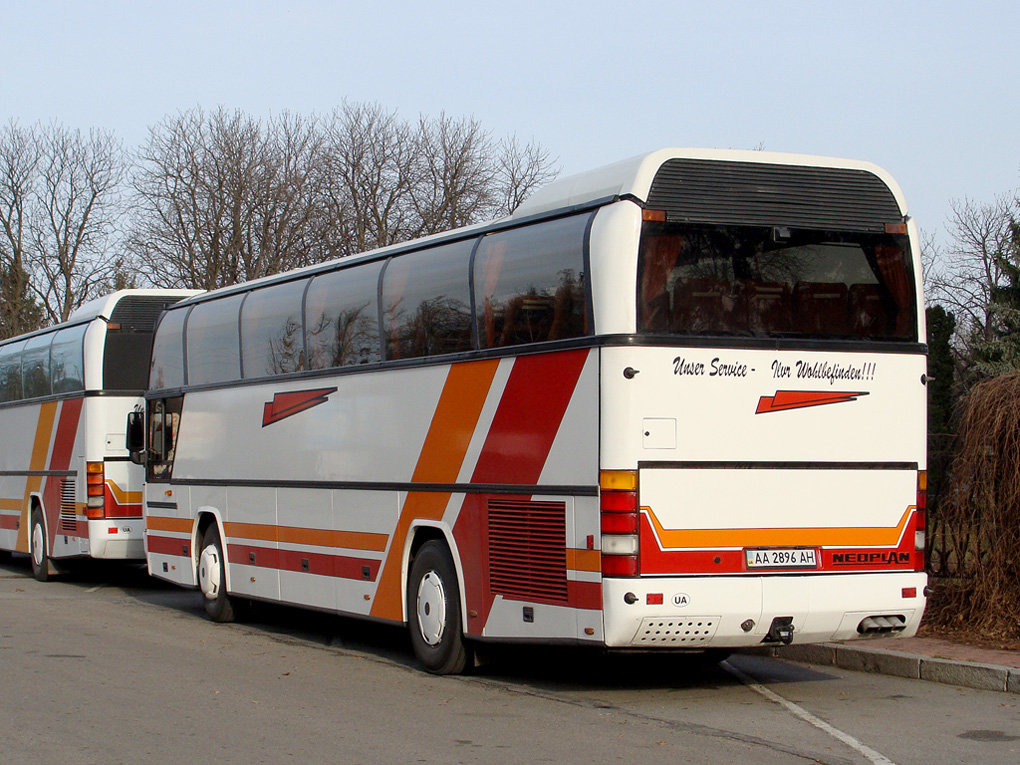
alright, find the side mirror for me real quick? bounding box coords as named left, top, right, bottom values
left=126, top=411, right=145, bottom=465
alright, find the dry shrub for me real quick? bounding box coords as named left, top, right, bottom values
left=925, top=372, right=1020, bottom=639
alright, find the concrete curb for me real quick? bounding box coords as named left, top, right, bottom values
left=745, top=643, right=1020, bottom=694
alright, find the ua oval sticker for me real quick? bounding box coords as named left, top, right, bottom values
left=672, top=593, right=690, bottom=608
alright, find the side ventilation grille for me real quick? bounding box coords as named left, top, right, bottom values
left=59, top=478, right=77, bottom=532
left=488, top=499, right=568, bottom=605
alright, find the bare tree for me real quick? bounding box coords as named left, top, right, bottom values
left=0, top=121, right=43, bottom=338
left=319, top=102, right=417, bottom=257
left=929, top=195, right=1017, bottom=343
left=29, top=124, right=127, bottom=323
left=130, top=107, right=329, bottom=289
left=0, top=122, right=126, bottom=331
left=494, top=134, right=559, bottom=216
left=130, top=103, right=559, bottom=290
left=412, top=112, right=497, bottom=233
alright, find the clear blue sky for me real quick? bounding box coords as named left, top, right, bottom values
left=2, top=0, right=1017, bottom=248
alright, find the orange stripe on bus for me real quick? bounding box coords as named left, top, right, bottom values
left=371, top=359, right=500, bottom=622
left=15, top=402, right=58, bottom=553
left=221, top=521, right=390, bottom=552
left=566, top=548, right=601, bottom=572
left=146, top=516, right=193, bottom=534
left=224, top=521, right=278, bottom=542
left=107, top=479, right=142, bottom=505
left=0, top=498, right=22, bottom=511
left=645, top=506, right=914, bottom=550
left=278, top=526, right=388, bottom=552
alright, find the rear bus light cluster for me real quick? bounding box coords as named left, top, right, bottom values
left=85, top=462, right=106, bottom=520
left=600, top=470, right=640, bottom=577
left=915, top=470, right=927, bottom=572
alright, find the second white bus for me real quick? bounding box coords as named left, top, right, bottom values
left=0, top=290, right=197, bottom=580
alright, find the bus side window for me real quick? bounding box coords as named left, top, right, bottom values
left=240, top=279, right=309, bottom=379
left=0, top=340, right=26, bottom=403
left=475, top=213, right=591, bottom=349
left=305, top=262, right=384, bottom=369
left=186, top=294, right=244, bottom=386
left=382, top=240, right=474, bottom=360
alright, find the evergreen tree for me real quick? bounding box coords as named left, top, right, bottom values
left=972, top=218, right=1020, bottom=376
left=0, top=261, right=44, bottom=340
left=926, top=305, right=957, bottom=434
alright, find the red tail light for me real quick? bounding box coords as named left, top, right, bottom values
left=86, top=462, right=106, bottom=519
left=914, top=471, right=927, bottom=572
left=600, top=470, right=640, bottom=577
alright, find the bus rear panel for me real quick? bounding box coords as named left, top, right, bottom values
left=594, top=154, right=926, bottom=649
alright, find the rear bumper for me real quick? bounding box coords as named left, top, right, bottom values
left=87, top=518, right=145, bottom=560
left=602, top=572, right=926, bottom=648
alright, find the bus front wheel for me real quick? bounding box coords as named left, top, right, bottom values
left=198, top=525, right=238, bottom=623
left=30, top=507, right=51, bottom=582
left=407, top=541, right=472, bottom=675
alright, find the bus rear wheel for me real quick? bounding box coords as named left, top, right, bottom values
left=198, top=524, right=239, bottom=623
left=407, top=541, right=472, bottom=675
left=30, top=507, right=51, bottom=582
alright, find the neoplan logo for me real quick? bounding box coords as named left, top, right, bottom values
left=262, top=387, right=337, bottom=427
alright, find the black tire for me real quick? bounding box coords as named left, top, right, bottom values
left=407, top=540, right=472, bottom=675
left=30, top=507, right=51, bottom=582
left=197, top=524, right=238, bottom=623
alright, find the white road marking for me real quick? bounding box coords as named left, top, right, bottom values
left=722, top=660, right=896, bottom=765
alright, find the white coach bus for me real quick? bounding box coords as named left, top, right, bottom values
left=0, top=290, right=197, bottom=580
left=133, top=149, right=927, bottom=673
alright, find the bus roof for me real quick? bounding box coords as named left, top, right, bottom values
left=68, top=289, right=204, bottom=323
left=165, top=148, right=910, bottom=310
left=511, top=148, right=908, bottom=220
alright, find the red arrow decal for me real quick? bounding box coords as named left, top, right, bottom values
left=756, top=390, right=868, bottom=414
left=262, top=387, right=338, bottom=427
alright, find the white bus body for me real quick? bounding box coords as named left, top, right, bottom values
left=0, top=290, right=198, bottom=579
left=139, top=150, right=927, bottom=672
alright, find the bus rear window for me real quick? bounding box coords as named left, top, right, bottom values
left=637, top=223, right=917, bottom=341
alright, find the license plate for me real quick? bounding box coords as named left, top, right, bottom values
left=745, top=547, right=818, bottom=569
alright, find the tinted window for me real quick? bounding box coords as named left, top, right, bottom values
left=241, top=280, right=308, bottom=378
left=21, top=333, right=52, bottom=398
left=637, top=222, right=917, bottom=341
left=305, top=262, right=383, bottom=369
left=382, top=241, right=474, bottom=360
left=0, top=340, right=25, bottom=402
left=50, top=324, right=87, bottom=393
left=474, top=214, right=590, bottom=349
left=186, top=294, right=243, bottom=385
left=149, top=308, right=188, bottom=390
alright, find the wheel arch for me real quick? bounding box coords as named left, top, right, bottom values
left=27, top=492, right=47, bottom=556
left=404, top=521, right=467, bottom=627
left=194, top=507, right=229, bottom=591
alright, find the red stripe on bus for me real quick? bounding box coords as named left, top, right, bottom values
left=103, top=485, right=142, bottom=518
left=469, top=350, right=588, bottom=485
left=228, top=544, right=381, bottom=581
left=48, top=397, right=83, bottom=471
left=147, top=534, right=192, bottom=558
left=456, top=349, right=590, bottom=634
left=568, top=580, right=603, bottom=611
